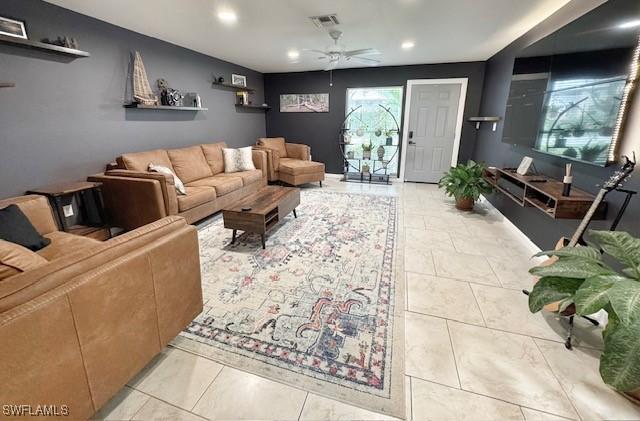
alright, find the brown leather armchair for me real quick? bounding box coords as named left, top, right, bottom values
left=0, top=195, right=203, bottom=420
left=254, top=137, right=325, bottom=186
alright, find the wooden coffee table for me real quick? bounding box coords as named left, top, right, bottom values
left=222, top=186, right=300, bottom=249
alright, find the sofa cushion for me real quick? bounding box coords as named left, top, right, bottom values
left=177, top=186, right=216, bottom=212
left=0, top=204, right=51, bottom=251
left=201, top=142, right=227, bottom=175
left=148, top=163, right=186, bottom=195
left=119, top=149, right=173, bottom=172
left=37, top=231, right=101, bottom=261
left=0, top=239, right=48, bottom=281
left=279, top=158, right=325, bottom=176
left=258, top=137, right=287, bottom=158
left=167, top=145, right=213, bottom=183
left=218, top=170, right=263, bottom=186
left=223, top=147, right=256, bottom=173
left=186, top=175, right=243, bottom=196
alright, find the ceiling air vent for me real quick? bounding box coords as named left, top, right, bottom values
left=310, top=14, right=340, bottom=29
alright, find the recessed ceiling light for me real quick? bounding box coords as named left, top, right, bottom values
left=288, top=50, right=300, bottom=60
left=401, top=41, right=415, bottom=50
left=619, top=19, right=640, bottom=29
left=217, top=10, right=237, bottom=24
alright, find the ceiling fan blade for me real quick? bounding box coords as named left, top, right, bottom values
left=344, top=48, right=380, bottom=57
left=348, top=56, right=381, bottom=66
left=303, top=49, right=328, bottom=56
left=324, top=60, right=339, bottom=71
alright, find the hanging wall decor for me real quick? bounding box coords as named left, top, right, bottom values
left=280, top=94, right=329, bottom=113
left=132, top=51, right=158, bottom=105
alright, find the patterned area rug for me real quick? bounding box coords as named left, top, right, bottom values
left=173, top=189, right=404, bottom=417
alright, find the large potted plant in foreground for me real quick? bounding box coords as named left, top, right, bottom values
left=528, top=230, right=640, bottom=402
left=438, top=160, right=493, bottom=211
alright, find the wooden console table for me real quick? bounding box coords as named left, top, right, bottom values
left=484, top=168, right=606, bottom=220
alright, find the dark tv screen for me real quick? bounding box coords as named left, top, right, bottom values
left=502, top=0, right=639, bottom=166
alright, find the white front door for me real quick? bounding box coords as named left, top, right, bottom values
left=403, top=83, right=463, bottom=183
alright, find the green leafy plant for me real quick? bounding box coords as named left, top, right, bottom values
left=438, top=160, right=493, bottom=202
left=580, top=142, right=609, bottom=162
left=361, top=142, right=374, bottom=152
left=528, top=230, right=640, bottom=392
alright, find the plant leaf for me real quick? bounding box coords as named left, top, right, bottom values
left=621, top=265, right=640, bottom=281
left=533, top=246, right=602, bottom=262
left=558, top=297, right=574, bottom=313
left=607, top=280, right=640, bottom=324
left=528, top=277, right=583, bottom=313
left=574, top=275, right=619, bottom=316
left=589, top=230, right=640, bottom=274
left=529, top=257, right=613, bottom=279
left=600, top=321, right=640, bottom=391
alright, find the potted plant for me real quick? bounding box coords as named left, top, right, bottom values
left=362, top=163, right=370, bottom=174
left=528, top=230, right=640, bottom=402
left=438, top=160, right=493, bottom=211
left=385, top=130, right=395, bottom=146
left=361, top=142, right=374, bottom=160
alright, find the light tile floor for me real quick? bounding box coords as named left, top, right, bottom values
left=94, top=179, right=640, bottom=421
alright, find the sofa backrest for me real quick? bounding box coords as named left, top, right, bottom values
left=257, top=137, right=287, bottom=158
left=200, top=142, right=228, bottom=175
left=167, top=145, right=213, bottom=183
left=118, top=149, right=173, bottom=172
left=0, top=195, right=58, bottom=236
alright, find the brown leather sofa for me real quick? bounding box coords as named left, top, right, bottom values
left=255, top=137, right=325, bottom=186
left=88, top=142, right=268, bottom=231
left=0, top=195, right=202, bottom=420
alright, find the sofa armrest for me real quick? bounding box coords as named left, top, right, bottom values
left=0, top=195, right=58, bottom=235
left=285, top=143, right=311, bottom=161
left=88, top=172, right=178, bottom=231
left=252, top=146, right=279, bottom=181
left=251, top=149, right=268, bottom=182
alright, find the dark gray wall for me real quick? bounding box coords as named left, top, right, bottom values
left=472, top=0, right=640, bottom=248
left=264, top=63, right=486, bottom=174
left=0, top=0, right=266, bottom=198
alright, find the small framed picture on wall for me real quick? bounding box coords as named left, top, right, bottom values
left=231, top=74, right=247, bottom=87
left=0, top=16, right=27, bottom=39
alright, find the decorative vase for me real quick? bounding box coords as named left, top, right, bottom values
left=356, top=128, right=365, bottom=137
left=362, top=163, right=370, bottom=174
left=455, top=197, right=474, bottom=211
left=377, top=145, right=385, bottom=160
left=386, top=136, right=393, bottom=146
left=347, top=151, right=354, bottom=159
left=363, top=150, right=371, bottom=160
left=375, top=128, right=382, bottom=137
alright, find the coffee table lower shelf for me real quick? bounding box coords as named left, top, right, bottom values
left=222, top=186, right=300, bottom=249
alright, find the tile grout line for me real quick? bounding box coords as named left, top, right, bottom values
left=468, top=284, right=489, bottom=328
left=444, top=320, right=463, bottom=390
left=408, top=376, right=413, bottom=421
left=189, top=363, right=226, bottom=413
left=532, top=339, right=584, bottom=421
left=296, top=392, right=309, bottom=421
left=128, top=388, right=208, bottom=420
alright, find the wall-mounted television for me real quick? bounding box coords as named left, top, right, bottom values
left=502, top=0, right=640, bottom=166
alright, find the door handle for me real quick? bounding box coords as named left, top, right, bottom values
left=409, top=131, right=414, bottom=139
left=408, top=140, right=416, bottom=145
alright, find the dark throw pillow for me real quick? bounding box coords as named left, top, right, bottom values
left=0, top=204, right=51, bottom=251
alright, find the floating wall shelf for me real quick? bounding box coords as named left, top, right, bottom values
left=468, top=116, right=501, bottom=131
left=235, top=104, right=271, bottom=111
left=0, top=34, right=90, bottom=58
left=124, top=103, right=208, bottom=111
left=212, top=82, right=255, bottom=92
left=0, top=82, right=15, bottom=88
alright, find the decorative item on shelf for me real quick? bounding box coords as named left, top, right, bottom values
left=343, top=135, right=351, bottom=144
left=356, top=127, right=365, bottom=137
left=438, top=160, right=493, bottom=211
left=184, top=92, right=202, bottom=108
left=231, top=73, right=247, bottom=87
left=236, top=91, right=249, bottom=105
left=0, top=16, right=27, bottom=39
left=217, top=76, right=225, bottom=83
left=374, top=128, right=382, bottom=137
left=157, top=78, right=183, bottom=106
left=362, top=163, right=370, bottom=174
left=516, top=156, right=534, bottom=175
left=385, top=133, right=393, bottom=146
left=376, top=145, right=385, bottom=160
left=41, top=36, right=79, bottom=49
left=382, top=160, right=389, bottom=170
left=347, top=150, right=354, bottom=159
left=132, top=51, right=158, bottom=105
left=361, top=142, right=374, bottom=160
left=562, top=163, right=572, bottom=197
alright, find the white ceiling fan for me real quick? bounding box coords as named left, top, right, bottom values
left=306, top=30, right=381, bottom=71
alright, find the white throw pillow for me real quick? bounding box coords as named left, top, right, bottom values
left=223, top=146, right=256, bottom=173
left=148, top=163, right=186, bottom=195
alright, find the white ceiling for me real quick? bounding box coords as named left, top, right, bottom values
left=45, top=0, right=572, bottom=73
